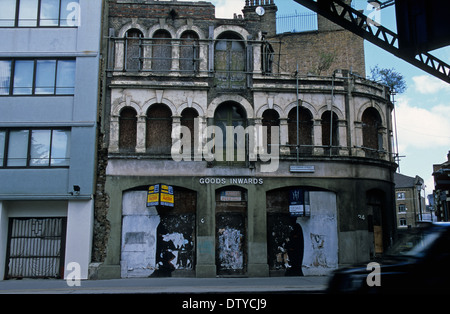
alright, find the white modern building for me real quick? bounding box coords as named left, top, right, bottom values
left=0, top=0, right=103, bottom=280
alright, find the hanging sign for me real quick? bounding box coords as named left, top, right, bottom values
left=147, top=184, right=174, bottom=208
left=289, top=189, right=310, bottom=217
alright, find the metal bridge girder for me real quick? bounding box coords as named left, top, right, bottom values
left=293, top=0, right=450, bottom=84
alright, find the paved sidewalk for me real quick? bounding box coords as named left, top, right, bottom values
left=0, top=276, right=330, bottom=294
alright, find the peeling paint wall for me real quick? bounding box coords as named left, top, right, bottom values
left=217, top=226, right=244, bottom=270
left=267, top=189, right=338, bottom=276
left=298, top=191, right=338, bottom=275
left=215, top=188, right=247, bottom=276
left=121, top=191, right=159, bottom=278
left=120, top=189, right=196, bottom=278
left=155, top=214, right=195, bottom=275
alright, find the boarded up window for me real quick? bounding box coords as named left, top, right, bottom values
left=261, top=41, right=274, bottom=75
left=180, top=31, right=199, bottom=74
left=214, top=102, right=247, bottom=165
left=181, top=108, right=199, bottom=155
left=146, top=104, right=172, bottom=155
left=214, top=32, right=246, bottom=89
left=262, top=109, right=279, bottom=154
left=125, top=29, right=143, bottom=71
left=362, top=108, right=382, bottom=155
left=321, top=111, right=338, bottom=154
left=288, top=107, right=313, bottom=155
left=152, top=30, right=172, bottom=73
left=119, top=107, right=137, bottom=152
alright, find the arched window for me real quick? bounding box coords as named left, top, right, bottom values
left=321, top=111, right=339, bottom=155
left=262, top=109, right=279, bottom=154
left=181, top=107, right=199, bottom=154
left=362, top=107, right=383, bottom=157
left=288, top=107, right=313, bottom=155
left=180, top=31, right=199, bottom=74
left=214, top=102, right=247, bottom=164
left=125, top=29, right=143, bottom=71
left=152, top=30, right=172, bottom=73
left=146, top=104, right=172, bottom=155
left=214, top=32, right=246, bottom=89
left=261, top=41, right=274, bottom=75
left=119, top=107, right=137, bottom=152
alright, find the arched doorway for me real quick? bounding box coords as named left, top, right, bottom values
left=120, top=186, right=196, bottom=278
left=266, top=186, right=338, bottom=276
left=266, top=187, right=305, bottom=276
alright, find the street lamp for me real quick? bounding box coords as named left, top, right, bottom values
left=416, top=182, right=423, bottom=222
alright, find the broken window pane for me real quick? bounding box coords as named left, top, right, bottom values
left=214, top=32, right=246, bottom=89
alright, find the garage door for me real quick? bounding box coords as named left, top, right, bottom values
left=5, top=218, right=66, bottom=279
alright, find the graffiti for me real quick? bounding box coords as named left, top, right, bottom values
left=217, top=227, right=244, bottom=270
left=152, top=214, right=195, bottom=276
left=267, top=215, right=304, bottom=275
left=310, top=233, right=327, bottom=267
left=161, top=232, right=192, bottom=270
left=163, top=232, right=189, bottom=249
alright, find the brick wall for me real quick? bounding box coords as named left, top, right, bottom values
left=270, top=29, right=366, bottom=77
left=109, top=0, right=215, bottom=20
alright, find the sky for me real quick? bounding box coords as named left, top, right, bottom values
left=184, top=0, right=450, bottom=201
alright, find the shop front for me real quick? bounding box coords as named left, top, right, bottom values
left=96, top=170, right=383, bottom=279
